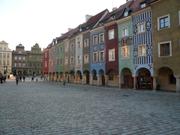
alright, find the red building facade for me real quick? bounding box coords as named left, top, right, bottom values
left=104, top=23, right=119, bottom=87
left=42, top=47, right=49, bottom=76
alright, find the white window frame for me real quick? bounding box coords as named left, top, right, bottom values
left=138, top=45, right=146, bottom=57
left=122, top=27, right=128, bottom=37
left=84, top=39, right=89, bottom=47
left=124, top=10, right=129, bottom=17
left=157, top=14, right=170, bottom=30
left=137, top=22, right=145, bottom=34
left=70, top=56, right=74, bottom=64
left=158, top=41, right=172, bottom=57
left=99, top=33, right=104, bottom=43
left=108, top=29, right=115, bottom=40
left=93, top=35, right=98, bottom=45
left=121, top=46, right=129, bottom=58
left=108, top=48, right=115, bottom=62
left=65, top=57, right=68, bottom=65
left=93, top=52, right=98, bottom=63
left=84, top=54, right=89, bottom=64
left=99, top=51, right=104, bottom=62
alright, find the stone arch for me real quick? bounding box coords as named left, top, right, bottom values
left=83, top=70, right=90, bottom=84
left=121, top=68, right=133, bottom=88
left=136, top=68, right=153, bottom=89
left=99, top=69, right=105, bottom=86
left=157, top=67, right=176, bottom=91
left=92, top=69, right=97, bottom=80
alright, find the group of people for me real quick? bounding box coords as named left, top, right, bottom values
left=15, top=75, right=26, bottom=85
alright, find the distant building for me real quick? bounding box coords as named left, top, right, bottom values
left=12, top=43, right=42, bottom=76
left=0, top=41, right=12, bottom=76
left=12, top=44, right=27, bottom=76
left=26, top=43, right=42, bottom=76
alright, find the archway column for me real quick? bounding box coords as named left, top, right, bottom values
left=133, top=76, right=137, bottom=89
left=175, top=75, right=180, bottom=92
left=90, top=74, right=93, bottom=85
left=153, top=76, right=157, bottom=90
left=119, top=74, right=121, bottom=88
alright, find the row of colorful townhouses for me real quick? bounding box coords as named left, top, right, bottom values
left=42, top=0, right=180, bottom=92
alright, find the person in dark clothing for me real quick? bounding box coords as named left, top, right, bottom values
left=23, top=76, right=25, bottom=82
left=16, top=75, right=19, bottom=85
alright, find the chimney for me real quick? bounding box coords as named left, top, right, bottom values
left=85, top=15, right=92, bottom=22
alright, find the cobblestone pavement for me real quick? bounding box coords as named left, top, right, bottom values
left=0, top=81, right=180, bottom=135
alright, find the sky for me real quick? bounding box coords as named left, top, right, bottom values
left=0, top=0, right=126, bottom=51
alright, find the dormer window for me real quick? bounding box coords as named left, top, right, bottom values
left=140, top=3, right=146, bottom=8
left=124, top=11, right=129, bottom=17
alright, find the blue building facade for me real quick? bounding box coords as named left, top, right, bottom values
left=90, top=26, right=106, bottom=86
left=132, top=7, right=153, bottom=89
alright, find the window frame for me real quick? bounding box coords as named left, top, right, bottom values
left=108, top=48, right=115, bottom=62
left=157, top=14, right=170, bottom=30
left=93, top=52, right=98, bottom=63
left=93, top=35, right=98, bottom=45
left=108, top=29, right=115, bottom=40
left=158, top=41, right=172, bottom=57
left=121, top=46, right=129, bottom=58
left=99, top=51, right=104, bottom=62
left=122, top=27, right=128, bottom=37
left=137, top=22, right=145, bottom=34
left=138, top=44, right=146, bottom=57
left=99, top=33, right=104, bottom=43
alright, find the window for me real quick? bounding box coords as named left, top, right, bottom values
left=77, top=38, right=81, bottom=48
left=121, top=46, right=129, bottom=58
left=65, top=45, right=69, bottom=52
left=99, top=33, right=104, bottom=43
left=108, top=29, right=115, bottom=40
left=7, top=53, right=10, bottom=58
left=99, top=51, right=104, bottom=61
left=65, top=57, right=68, bottom=65
left=109, top=49, right=115, bottom=61
left=138, top=45, right=146, bottom=57
left=137, top=22, right=145, bottom=33
left=84, top=39, right=89, bottom=47
left=140, top=3, right=146, bottom=8
left=77, top=56, right=81, bottom=64
left=158, top=15, right=170, bottom=30
left=14, top=63, right=17, bottom=67
left=93, top=52, right=98, bottom=63
left=7, top=60, right=9, bottom=65
left=122, top=27, right=128, bottom=37
left=84, top=55, right=89, bottom=64
left=158, top=41, right=172, bottom=57
left=93, top=35, right=98, bottom=45
left=124, top=10, right=129, bottom=17
left=70, top=57, right=74, bottom=64
left=19, top=57, right=21, bottom=60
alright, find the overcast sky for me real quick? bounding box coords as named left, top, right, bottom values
left=0, top=0, right=126, bottom=51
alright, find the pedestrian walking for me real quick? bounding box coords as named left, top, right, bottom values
left=23, top=76, right=25, bottom=82
left=63, top=79, right=66, bottom=86
left=16, top=75, right=19, bottom=85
